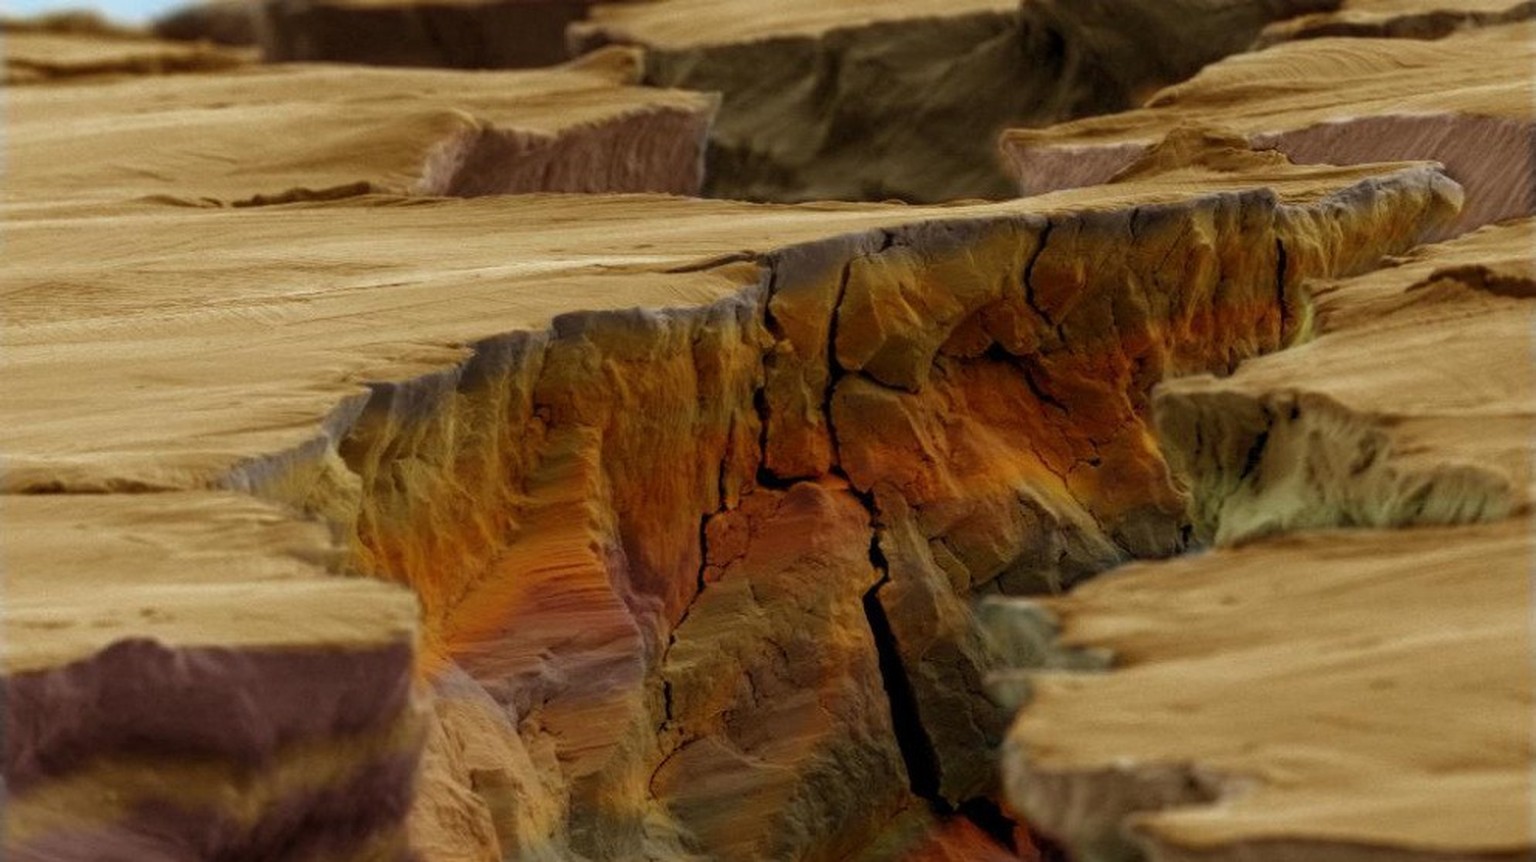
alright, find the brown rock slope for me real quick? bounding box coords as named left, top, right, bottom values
left=2, top=132, right=1459, bottom=859
left=257, top=0, right=613, bottom=69
left=1001, top=23, right=1536, bottom=235
left=1254, top=0, right=1536, bottom=44
left=570, top=0, right=1338, bottom=202
left=2, top=48, right=716, bottom=206
left=992, top=218, right=1535, bottom=862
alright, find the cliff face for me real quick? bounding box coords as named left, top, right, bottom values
left=991, top=218, right=1535, bottom=862
left=2, top=122, right=1460, bottom=860
left=1000, top=23, right=1536, bottom=236
left=570, top=0, right=1339, bottom=202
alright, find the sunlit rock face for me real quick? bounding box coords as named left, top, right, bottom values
left=990, top=219, right=1535, bottom=862
left=1001, top=23, right=1536, bottom=236
left=569, top=0, right=1337, bottom=202
left=0, top=23, right=1474, bottom=861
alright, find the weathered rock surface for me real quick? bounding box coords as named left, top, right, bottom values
left=1254, top=0, right=1536, bottom=44
left=3, top=48, right=715, bottom=206
left=1001, top=23, right=1536, bottom=235
left=152, top=0, right=261, bottom=45
left=571, top=0, right=1339, bottom=202
left=1, top=18, right=252, bottom=83
left=2, top=117, right=1460, bottom=862
left=2, top=493, right=421, bottom=862
left=257, top=0, right=603, bottom=68
left=993, top=219, right=1534, bottom=861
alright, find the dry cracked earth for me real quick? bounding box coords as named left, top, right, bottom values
left=1, top=2, right=1532, bottom=861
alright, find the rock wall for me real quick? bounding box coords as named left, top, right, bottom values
left=240, top=149, right=1459, bottom=859
left=571, top=0, right=1338, bottom=202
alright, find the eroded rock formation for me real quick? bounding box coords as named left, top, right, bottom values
left=2, top=115, right=1460, bottom=861
left=256, top=0, right=601, bottom=68
left=1, top=16, right=252, bottom=83
left=570, top=0, right=1339, bottom=202
left=1254, top=0, right=1536, bottom=44
left=991, top=219, right=1535, bottom=862
left=1000, top=23, right=1536, bottom=235
left=3, top=47, right=715, bottom=203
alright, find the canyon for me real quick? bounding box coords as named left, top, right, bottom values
left=2, top=4, right=1532, bottom=862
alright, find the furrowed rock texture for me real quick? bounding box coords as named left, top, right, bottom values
left=3, top=49, right=716, bottom=205
left=0, top=20, right=251, bottom=84
left=256, top=0, right=620, bottom=68
left=152, top=0, right=261, bottom=45
left=2, top=130, right=1460, bottom=861
left=1254, top=0, right=1536, bottom=44
left=570, top=0, right=1339, bottom=203
left=1002, top=23, right=1536, bottom=235
left=2, top=494, right=421, bottom=862
left=992, top=219, right=1535, bottom=862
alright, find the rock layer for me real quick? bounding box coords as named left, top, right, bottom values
left=2, top=131, right=1461, bottom=860
left=257, top=0, right=599, bottom=68
left=2, top=48, right=715, bottom=208
left=993, top=219, right=1535, bottom=862
left=571, top=0, right=1338, bottom=202
left=1, top=20, right=252, bottom=84
left=1254, top=0, right=1536, bottom=44
left=1001, top=23, right=1536, bottom=236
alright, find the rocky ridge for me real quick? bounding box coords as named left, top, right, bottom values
left=1000, top=23, right=1536, bottom=236
left=570, top=0, right=1339, bottom=202
left=990, top=217, right=1534, bottom=862
left=2, top=118, right=1460, bottom=859
left=4, top=5, right=1533, bottom=862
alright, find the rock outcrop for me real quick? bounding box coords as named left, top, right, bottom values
left=1254, top=0, right=1536, bottom=44
left=1, top=17, right=252, bottom=83
left=1, top=105, right=1461, bottom=862
left=2, top=48, right=716, bottom=205
left=992, top=219, right=1535, bottom=862
left=3, top=494, right=422, bottom=862
left=1000, top=23, right=1536, bottom=235
left=152, top=0, right=261, bottom=45
left=570, top=0, right=1340, bottom=202
left=256, top=0, right=600, bottom=68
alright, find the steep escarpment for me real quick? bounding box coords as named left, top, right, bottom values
left=2, top=134, right=1458, bottom=862
left=569, top=0, right=1338, bottom=202
left=1001, top=23, right=1536, bottom=236
left=257, top=0, right=599, bottom=68
left=990, top=220, right=1534, bottom=862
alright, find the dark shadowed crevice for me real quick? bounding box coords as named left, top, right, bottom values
left=860, top=539, right=946, bottom=805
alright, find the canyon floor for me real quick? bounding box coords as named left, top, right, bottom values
left=1, top=3, right=1532, bottom=862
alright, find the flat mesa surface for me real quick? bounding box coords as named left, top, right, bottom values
left=1004, top=220, right=1536, bottom=859
left=1002, top=22, right=1535, bottom=154
left=1019, top=521, right=1532, bottom=854
left=3, top=54, right=711, bottom=207
left=581, top=0, right=1017, bottom=48
left=2, top=492, right=418, bottom=673
left=1258, top=0, right=1536, bottom=41
left=0, top=157, right=1443, bottom=495
left=1, top=28, right=251, bottom=83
